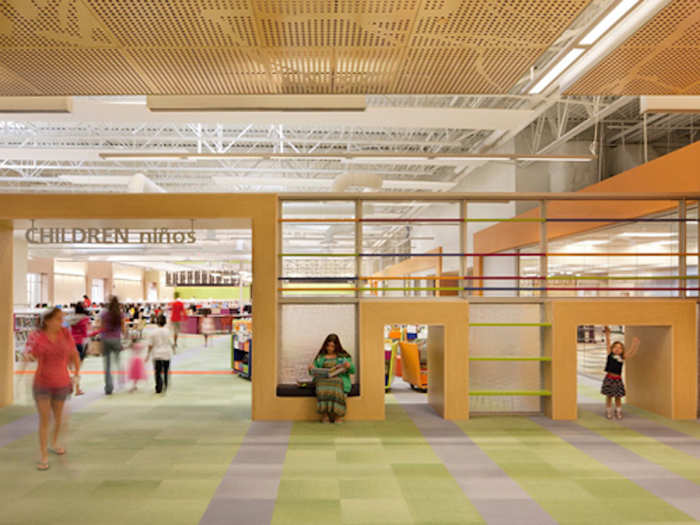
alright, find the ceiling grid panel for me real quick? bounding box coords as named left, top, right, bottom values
left=566, top=0, right=700, bottom=95
left=0, top=0, right=592, bottom=95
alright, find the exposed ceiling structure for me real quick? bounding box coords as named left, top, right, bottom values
left=0, top=0, right=696, bottom=197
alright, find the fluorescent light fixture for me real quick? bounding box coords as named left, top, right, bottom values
left=617, top=232, right=675, bottom=238
left=58, top=175, right=131, bottom=185
left=560, top=0, right=666, bottom=91
left=343, top=156, right=430, bottom=163
left=99, top=154, right=195, bottom=162
left=274, top=156, right=346, bottom=161
left=580, top=0, right=640, bottom=45
left=529, top=48, right=585, bottom=94
left=213, top=176, right=333, bottom=187
left=186, top=155, right=263, bottom=160
left=516, top=156, right=592, bottom=162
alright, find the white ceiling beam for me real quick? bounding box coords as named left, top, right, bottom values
left=640, top=96, right=700, bottom=114
left=0, top=98, right=536, bottom=131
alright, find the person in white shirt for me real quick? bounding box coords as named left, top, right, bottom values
left=146, top=315, right=174, bottom=394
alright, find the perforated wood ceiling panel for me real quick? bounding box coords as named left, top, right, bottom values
left=0, top=0, right=591, bottom=95
left=566, top=0, right=700, bottom=95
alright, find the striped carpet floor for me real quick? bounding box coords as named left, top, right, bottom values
left=2, top=337, right=700, bottom=524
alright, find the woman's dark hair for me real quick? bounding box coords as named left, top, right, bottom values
left=157, top=314, right=167, bottom=327
left=75, top=302, right=87, bottom=315
left=40, top=307, right=63, bottom=331
left=106, top=296, right=121, bottom=327
left=315, top=333, right=350, bottom=359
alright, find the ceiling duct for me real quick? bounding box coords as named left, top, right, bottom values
left=127, top=173, right=165, bottom=193
left=333, top=172, right=382, bottom=192
left=0, top=96, right=72, bottom=113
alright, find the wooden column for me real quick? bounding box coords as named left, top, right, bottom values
left=0, top=221, right=14, bottom=407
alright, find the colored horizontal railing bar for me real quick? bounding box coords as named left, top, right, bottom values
left=469, top=390, right=552, bottom=396
left=465, top=218, right=545, bottom=222
left=546, top=217, right=698, bottom=222
left=281, top=192, right=700, bottom=201
left=281, top=252, right=700, bottom=257
left=279, top=287, right=464, bottom=292
left=277, top=276, right=698, bottom=281
left=464, top=287, right=700, bottom=291
left=469, top=357, right=552, bottom=361
left=281, top=217, right=697, bottom=223
left=281, top=253, right=357, bottom=257
left=469, top=322, right=551, bottom=327
left=281, top=218, right=356, bottom=222
left=361, top=218, right=462, bottom=223
left=278, top=277, right=357, bottom=281
left=546, top=275, right=695, bottom=280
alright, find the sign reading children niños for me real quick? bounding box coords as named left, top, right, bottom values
left=26, top=227, right=197, bottom=245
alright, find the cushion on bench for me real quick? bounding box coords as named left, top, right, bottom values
left=276, top=384, right=360, bottom=397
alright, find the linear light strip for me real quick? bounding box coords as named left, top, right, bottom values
left=529, top=48, right=585, bottom=94
left=579, top=0, right=640, bottom=45
left=99, top=153, right=595, bottom=163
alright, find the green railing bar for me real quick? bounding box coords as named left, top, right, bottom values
left=469, top=390, right=552, bottom=396
left=469, top=357, right=552, bottom=361
left=547, top=275, right=695, bottom=280
left=468, top=322, right=552, bottom=327
left=464, top=218, right=545, bottom=223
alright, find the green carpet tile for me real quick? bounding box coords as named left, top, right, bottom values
left=5, top=339, right=700, bottom=525
left=577, top=410, right=700, bottom=484
left=1, top=336, right=251, bottom=525
left=455, top=416, right=694, bottom=524
left=272, top=395, right=484, bottom=525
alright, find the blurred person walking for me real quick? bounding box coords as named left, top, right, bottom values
left=98, top=296, right=126, bottom=395
left=170, top=292, right=186, bottom=348
left=69, top=302, right=90, bottom=395
left=146, top=315, right=174, bottom=394
left=24, top=307, right=81, bottom=470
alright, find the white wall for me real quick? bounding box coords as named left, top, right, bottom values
left=12, top=235, right=28, bottom=308
left=112, top=263, right=144, bottom=302
left=53, top=260, right=87, bottom=305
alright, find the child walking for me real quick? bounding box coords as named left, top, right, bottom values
left=146, top=315, right=174, bottom=394
left=127, top=335, right=148, bottom=392
left=601, top=326, right=640, bottom=420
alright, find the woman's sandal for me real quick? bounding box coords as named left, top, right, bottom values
left=36, top=461, right=49, bottom=471
left=48, top=447, right=66, bottom=456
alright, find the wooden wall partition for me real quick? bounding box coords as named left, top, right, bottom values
left=360, top=298, right=469, bottom=420
left=0, top=221, right=13, bottom=407
left=550, top=300, right=697, bottom=420
left=0, top=194, right=278, bottom=418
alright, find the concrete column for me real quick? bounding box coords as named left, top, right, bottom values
left=0, top=221, right=14, bottom=406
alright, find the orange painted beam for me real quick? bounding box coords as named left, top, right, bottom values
left=474, top=141, right=700, bottom=254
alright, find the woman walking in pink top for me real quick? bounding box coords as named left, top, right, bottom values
left=25, top=307, right=81, bottom=471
